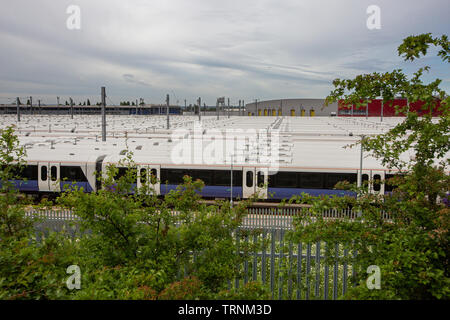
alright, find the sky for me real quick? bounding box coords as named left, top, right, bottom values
left=0, top=0, right=449, bottom=106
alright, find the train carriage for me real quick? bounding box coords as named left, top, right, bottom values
left=4, top=116, right=446, bottom=201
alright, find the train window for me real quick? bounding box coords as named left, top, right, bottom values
left=373, top=174, right=381, bottom=192
left=233, top=171, right=243, bottom=187
left=5, top=165, right=19, bottom=178
left=268, top=173, right=274, bottom=187
left=385, top=174, right=396, bottom=192
left=140, top=168, right=147, bottom=184
left=114, top=167, right=130, bottom=180
left=23, top=165, right=38, bottom=180
left=160, top=169, right=169, bottom=183
left=50, top=166, right=57, bottom=181
left=272, top=172, right=296, bottom=188
left=192, top=170, right=212, bottom=185
left=6, top=165, right=38, bottom=180
left=61, top=166, right=88, bottom=182
left=246, top=171, right=253, bottom=188
left=150, top=169, right=157, bottom=184
left=298, top=173, right=324, bottom=189
left=362, top=174, right=369, bottom=185
left=213, top=170, right=243, bottom=187
left=257, top=171, right=265, bottom=187
left=325, top=173, right=357, bottom=189
left=41, top=166, right=47, bottom=181
left=167, top=169, right=185, bottom=185
left=214, top=170, right=230, bottom=186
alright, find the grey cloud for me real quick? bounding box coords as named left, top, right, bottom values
left=0, top=0, right=448, bottom=105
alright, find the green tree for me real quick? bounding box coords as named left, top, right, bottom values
left=56, top=149, right=253, bottom=298
left=0, top=125, right=29, bottom=237
left=0, top=126, right=79, bottom=300
left=291, top=33, right=449, bottom=299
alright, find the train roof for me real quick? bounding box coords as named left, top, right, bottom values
left=2, top=115, right=447, bottom=173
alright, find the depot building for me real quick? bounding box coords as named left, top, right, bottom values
left=244, top=99, right=338, bottom=117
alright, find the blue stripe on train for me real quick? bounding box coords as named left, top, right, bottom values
left=0, top=180, right=94, bottom=193
left=1, top=180, right=358, bottom=200
left=268, top=188, right=357, bottom=199
left=160, top=184, right=243, bottom=198
left=1, top=180, right=40, bottom=191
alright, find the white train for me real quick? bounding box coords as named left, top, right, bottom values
left=5, top=133, right=412, bottom=200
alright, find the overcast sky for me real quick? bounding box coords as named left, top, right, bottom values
left=0, top=0, right=449, bottom=106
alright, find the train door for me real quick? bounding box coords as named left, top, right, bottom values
left=49, top=163, right=61, bottom=192
left=371, top=170, right=385, bottom=195
left=138, top=165, right=160, bottom=195
left=357, top=170, right=371, bottom=191
left=137, top=164, right=148, bottom=192
left=255, top=168, right=268, bottom=199
left=38, top=162, right=50, bottom=192
left=243, top=167, right=268, bottom=199
left=243, top=167, right=255, bottom=198
left=149, top=165, right=161, bottom=195
left=94, top=155, right=106, bottom=192
left=358, top=170, right=385, bottom=194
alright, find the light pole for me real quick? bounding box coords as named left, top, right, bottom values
left=166, top=94, right=170, bottom=129
left=101, top=87, right=106, bottom=141
left=358, top=134, right=364, bottom=189
left=356, top=133, right=365, bottom=218
left=229, top=153, right=235, bottom=208
left=231, top=153, right=233, bottom=208
left=198, top=97, right=201, bottom=121
left=216, top=98, right=219, bottom=120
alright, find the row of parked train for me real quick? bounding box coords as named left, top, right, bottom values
left=2, top=158, right=395, bottom=200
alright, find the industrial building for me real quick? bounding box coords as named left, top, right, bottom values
left=337, top=98, right=443, bottom=117
left=244, top=97, right=443, bottom=117
left=244, top=99, right=338, bottom=117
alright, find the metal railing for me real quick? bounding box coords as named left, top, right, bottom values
left=26, top=206, right=390, bottom=231
left=225, top=228, right=356, bottom=300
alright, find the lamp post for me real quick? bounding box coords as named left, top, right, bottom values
left=216, top=98, right=219, bottom=120
left=198, top=97, right=201, bottom=121
left=166, top=94, right=170, bottom=129
left=230, top=153, right=233, bottom=208
left=356, top=133, right=365, bottom=218
left=225, top=153, right=236, bottom=208
left=358, top=134, right=364, bottom=189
